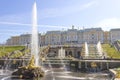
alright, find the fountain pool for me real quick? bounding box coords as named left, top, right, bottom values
left=0, top=68, right=112, bottom=80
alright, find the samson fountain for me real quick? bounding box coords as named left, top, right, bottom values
left=12, top=1, right=44, bottom=79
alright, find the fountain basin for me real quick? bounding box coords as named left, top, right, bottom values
left=12, top=66, right=44, bottom=79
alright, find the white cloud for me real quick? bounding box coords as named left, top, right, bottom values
left=0, top=29, right=27, bottom=32
left=94, top=18, right=120, bottom=31
left=0, top=21, right=31, bottom=26
left=82, top=1, right=98, bottom=9
left=0, top=21, right=67, bottom=29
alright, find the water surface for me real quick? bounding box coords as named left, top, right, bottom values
left=0, top=68, right=112, bottom=80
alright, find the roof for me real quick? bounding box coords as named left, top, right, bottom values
left=46, top=31, right=61, bottom=34
left=110, top=28, right=120, bottom=31
left=84, top=28, right=102, bottom=31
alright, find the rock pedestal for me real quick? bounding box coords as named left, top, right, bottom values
left=12, top=55, right=44, bottom=79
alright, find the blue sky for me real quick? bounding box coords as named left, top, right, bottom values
left=0, top=0, right=120, bottom=43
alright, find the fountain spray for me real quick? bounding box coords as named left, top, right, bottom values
left=31, top=1, right=39, bottom=66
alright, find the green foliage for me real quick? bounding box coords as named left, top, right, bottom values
left=117, top=40, right=120, bottom=44
left=102, top=44, right=120, bottom=59
left=0, top=46, right=25, bottom=58
left=10, top=49, right=30, bottom=58
left=10, top=50, right=23, bottom=58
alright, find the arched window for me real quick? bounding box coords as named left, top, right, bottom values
left=65, top=51, right=67, bottom=56
left=69, top=51, right=72, bottom=56
left=77, top=51, right=81, bottom=58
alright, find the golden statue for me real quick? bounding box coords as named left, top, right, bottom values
left=91, top=62, right=97, bottom=68
left=28, top=55, right=35, bottom=68
left=12, top=55, right=44, bottom=79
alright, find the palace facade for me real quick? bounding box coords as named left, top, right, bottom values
left=6, top=26, right=120, bottom=46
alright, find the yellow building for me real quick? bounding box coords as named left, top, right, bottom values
left=110, top=29, right=120, bottom=43
left=83, top=28, right=104, bottom=44
left=6, top=36, right=20, bottom=45
left=6, top=27, right=120, bottom=46
left=45, top=31, right=61, bottom=45
left=103, top=31, right=110, bottom=43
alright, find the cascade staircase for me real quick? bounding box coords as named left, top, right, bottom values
left=88, top=44, right=99, bottom=59
left=82, top=44, right=102, bottom=59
